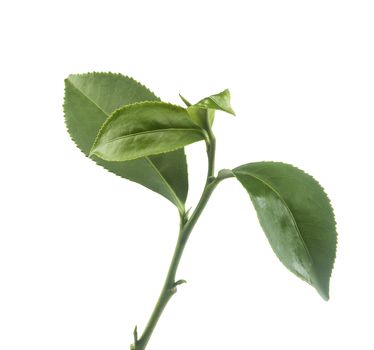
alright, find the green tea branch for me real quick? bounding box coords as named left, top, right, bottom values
left=132, top=134, right=232, bottom=350
left=64, top=72, right=337, bottom=350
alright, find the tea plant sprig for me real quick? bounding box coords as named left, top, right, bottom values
left=64, top=73, right=337, bottom=350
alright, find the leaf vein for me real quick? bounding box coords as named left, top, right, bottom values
left=102, top=128, right=204, bottom=145
left=146, top=158, right=185, bottom=213
left=66, top=79, right=109, bottom=117
left=235, top=170, right=314, bottom=267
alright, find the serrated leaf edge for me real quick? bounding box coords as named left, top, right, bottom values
left=67, top=72, right=161, bottom=103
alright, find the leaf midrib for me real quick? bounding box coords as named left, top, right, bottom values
left=146, top=157, right=184, bottom=213
left=66, top=79, right=110, bottom=117
left=208, top=96, right=225, bottom=111
left=235, top=170, right=314, bottom=271
left=67, top=78, right=185, bottom=211
left=102, top=128, right=204, bottom=145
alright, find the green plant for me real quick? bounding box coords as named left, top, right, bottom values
left=64, top=72, right=337, bottom=350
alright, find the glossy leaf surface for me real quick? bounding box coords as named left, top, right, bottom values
left=90, top=102, right=206, bottom=162
left=233, top=162, right=337, bottom=300
left=64, top=73, right=188, bottom=210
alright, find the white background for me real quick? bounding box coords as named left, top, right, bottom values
left=1, top=1, right=373, bottom=349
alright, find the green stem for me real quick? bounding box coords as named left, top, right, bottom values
left=131, top=127, right=233, bottom=350
left=206, top=119, right=216, bottom=179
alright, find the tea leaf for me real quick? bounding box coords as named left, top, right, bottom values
left=90, top=102, right=206, bottom=161
left=194, top=89, right=235, bottom=116
left=233, top=162, right=337, bottom=300
left=64, top=73, right=189, bottom=211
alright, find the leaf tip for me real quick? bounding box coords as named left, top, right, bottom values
left=228, top=109, right=236, bottom=116
left=223, top=89, right=236, bottom=115
left=315, top=282, right=330, bottom=301
left=318, top=290, right=330, bottom=301
left=179, top=93, right=191, bottom=107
